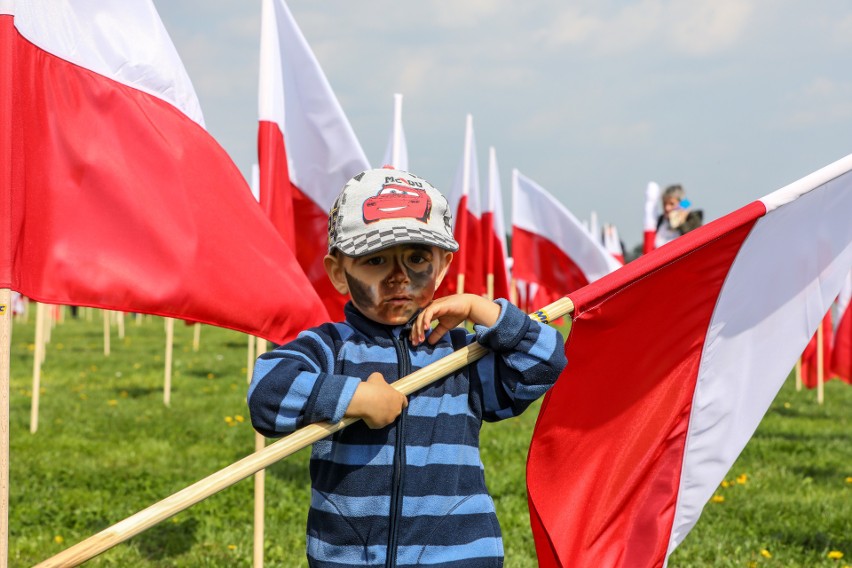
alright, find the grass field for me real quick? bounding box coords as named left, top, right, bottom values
left=6, top=310, right=851, bottom=567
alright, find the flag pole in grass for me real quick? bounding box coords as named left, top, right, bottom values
left=164, top=317, right=174, bottom=407
left=795, top=358, right=802, bottom=390
left=192, top=323, right=201, bottom=352
left=34, top=297, right=574, bottom=568
left=253, top=338, right=269, bottom=568
left=103, top=310, right=110, bottom=357
left=0, top=289, right=11, bottom=568
left=817, top=319, right=824, bottom=404
left=29, top=302, right=45, bottom=433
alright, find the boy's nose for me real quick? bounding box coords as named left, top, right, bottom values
left=386, top=257, right=409, bottom=283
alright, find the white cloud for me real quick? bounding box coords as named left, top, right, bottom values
left=666, top=0, right=753, bottom=56
left=783, top=77, right=852, bottom=128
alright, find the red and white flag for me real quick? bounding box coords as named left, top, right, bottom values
left=830, top=269, right=852, bottom=383
left=258, top=0, right=370, bottom=320
left=380, top=93, right=408, bottom=171
left=439, top=114, right=485, bottom=297
left=527, top=153, right=852, bottom=567
left=800, top=311, right=833, bottom=389
left=1, top=0, right=326, bottom=344
left=643, top=181, right=661, bottom=254
left=482, top=147, right=511, bottom=300
left=511, top=170, right=621, bottom=305
left=604, top=224, right=625, bottom=264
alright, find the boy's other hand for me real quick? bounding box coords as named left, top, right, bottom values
left=345, top=372, right=408, bottom=429
left=411, top=294, right=500, bottom=346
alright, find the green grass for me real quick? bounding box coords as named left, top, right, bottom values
left=6, top=311, right=851, bottom=566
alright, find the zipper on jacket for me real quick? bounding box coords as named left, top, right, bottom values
left=385, top=330, right=411, bottom=568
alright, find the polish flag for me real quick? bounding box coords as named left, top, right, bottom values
left=511, top=170, right=621, bottom=305
left=1, top=0, right=326, bottom=345
left=643, top=181, right=661, bottom=254
left=527, top=153, right=852, bottom=567
left=380, top=93, right=408, bottom=171
left=604, top=224, right=625, bottom=264
left=482, top=147, right=511, bottom=301
left=831, top=270, right=852, bottom=383
left=439, top=114, right=485, bottom=297
left=258, top=0, right=370, bottom=321
left=800, top=311, right=834, bottom=389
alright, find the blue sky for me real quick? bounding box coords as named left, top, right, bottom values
left=156, top=0, right=852, bottom=248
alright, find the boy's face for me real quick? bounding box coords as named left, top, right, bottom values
left=324, top=244, right=453, bottom=326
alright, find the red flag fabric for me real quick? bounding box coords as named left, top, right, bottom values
left=2, top=1, right=326, bottom=344
left=527, top=153, right=852, bottom=567
left=643, top=181, right=660, bottom=255
left=439, top=114, right=486, bottom=297
left=482, top=147, right=511, bottom=301
left=800, top=312, right=833, bottom=388
left=830, top=270, right=852, bottom=383
left=511, top=169, right=621, bottom=304
left=258, top=0, right=370, bottom=321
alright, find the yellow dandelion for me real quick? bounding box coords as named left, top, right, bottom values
left=711, top=495, right=725, bottom=503
left=760, top=549, right=772, bottom=558
left=737, top=474, right=748, bottom=485
left=747, top=562, right=757, bottom=568
left=120, top=391, right=129, bottom=398
left=56, top=343, right=64, bottom=350
left=721, top=480, right=730, bottom=488
left=827, top=551, right=844, bottom=560
left=224, top=416, right=234, bottom=424
left=846, top=477, right=852, bottom=484
left=107, top=400, right=118, bottom=407
left=228, top=544, right=237, bottom=551
left=54, top=535, right=64, bottom=544
left=235, top=415, right=245, bottom=423
left=783, top=402, right=791, bottom=408
left=207, top=373, right=215, bottom=379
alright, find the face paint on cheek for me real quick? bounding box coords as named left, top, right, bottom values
left=344, top=272, right=377, bottom=310
left=405, top=262, right=436, bottom=303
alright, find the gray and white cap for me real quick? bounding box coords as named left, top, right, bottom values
left=328, top=167, right=459, bottom=257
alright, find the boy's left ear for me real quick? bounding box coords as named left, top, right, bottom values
left=434, top=251, right=453, bottom=288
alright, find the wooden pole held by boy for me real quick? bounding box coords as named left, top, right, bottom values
left=34, top=297, right=574, bottom=568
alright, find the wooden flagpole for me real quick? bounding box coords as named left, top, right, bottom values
left=486, top=274, right=494, bottom=301
left=816, top=319, right=824, bottom=405
left=103, top=310, right=110, bottom=357
left=246, top=334, right=256, bottom=384
left=116, top=311, right=125, bottom=340
left=1, top=289, right=12, bottom=568
left=252, top=337, right=268, bottom=568
left=192, top=323, right=201, bottom=352
left=34, top=297, right=574, bottom=568
left=795, top=358, right=802, bottom=391
left=30, top=302, right=46, bottom=434
left=164, top=318, right=174, bottom=407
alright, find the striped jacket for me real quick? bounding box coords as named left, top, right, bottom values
left=247, top=299, right=566, bottom=567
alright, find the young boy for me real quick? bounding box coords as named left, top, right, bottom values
left=655, top=183, right=704, bottom=247
left=248, top=167, right=567, bottom=567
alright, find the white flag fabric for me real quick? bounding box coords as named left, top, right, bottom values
left=528, top=152, right=852, bottom=567
left=257, top=0, right=370, bottom=320
left=643, top=181, right=661, bottom=254
left=482, top=147, right=511, bottom=300
left=380, top=93, right=409, bottom=171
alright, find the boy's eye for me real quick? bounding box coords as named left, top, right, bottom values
left=364, top=256, right=385, bottom=266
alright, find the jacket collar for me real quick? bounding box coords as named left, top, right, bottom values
left=343, top=301, right=421, bottom=340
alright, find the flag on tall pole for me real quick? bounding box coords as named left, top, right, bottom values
left=800, top=312, right=833, bottom=389
left=257, top=0, right=370, bottom=321
left=527, top=153, right=852, bottom=568
left=511, top=170, right=621, bottom=306
left=482, top=147, right=511, bottom=300
left=381, top=93, right=408, bottom=171
left=643, top=181, right=661, bottom=254
left=831, top=269, right=852, bottom=383
left=2, top=0, right=326, bottom=344
left=439, top=114, right=485, bottom=296
left=603, top=224, right=625, bottom=264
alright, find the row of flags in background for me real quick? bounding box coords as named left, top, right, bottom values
left=255, top=0, right=625, bottom=323
left=3, top=1, right=851, bottom=567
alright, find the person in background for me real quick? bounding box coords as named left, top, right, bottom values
left=655, top=184, right=703, bottom=247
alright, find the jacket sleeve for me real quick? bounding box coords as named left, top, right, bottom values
left=246, top=328, right=362, bottom=438
left=472, top=299, right=567, bottom=421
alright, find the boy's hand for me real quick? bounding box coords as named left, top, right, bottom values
left=411, top=294, right=501, bottom=346
left=345, top=372, right=408, bottom=429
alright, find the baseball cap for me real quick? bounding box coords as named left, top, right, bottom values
left=328, top=167, right=459, bottom=256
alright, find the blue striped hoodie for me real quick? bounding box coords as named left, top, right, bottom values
left=247, top=299, right=566, bottom=567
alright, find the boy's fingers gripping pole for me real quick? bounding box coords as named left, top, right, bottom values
left=34, top=297, right=574, bottom=568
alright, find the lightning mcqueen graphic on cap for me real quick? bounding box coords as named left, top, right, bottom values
left=362, top=183, right=432, bottom=223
